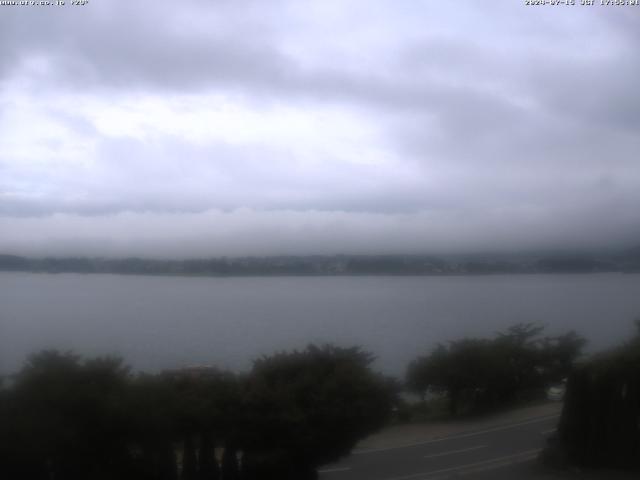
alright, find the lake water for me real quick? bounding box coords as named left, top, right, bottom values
left=1, top=272, right=639, bottom=377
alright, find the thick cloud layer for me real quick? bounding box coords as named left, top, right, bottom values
left=1, top=1, right=639, bottom=256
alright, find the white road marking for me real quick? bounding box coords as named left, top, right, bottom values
left=423, top=444, right=487, bottom=459
left=541, top=428, right=557, bottom=435
left=353, top=414, right=559, bottom=455
left=318, top=467, right=351, bottom=474
left=382, top=449, right=541, bottom=480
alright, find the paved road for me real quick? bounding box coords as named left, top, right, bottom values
left=319, top=413, right=560, bottom=480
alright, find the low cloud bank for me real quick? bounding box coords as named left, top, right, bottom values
left=1, top=207, right=637, bottom=258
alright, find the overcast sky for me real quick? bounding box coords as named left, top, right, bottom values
left=0, top=0, right=639, bottom=257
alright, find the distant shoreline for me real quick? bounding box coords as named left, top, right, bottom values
left=1, top=271, right=635, bottom=280
left=1, top=252, right=639, bottom=277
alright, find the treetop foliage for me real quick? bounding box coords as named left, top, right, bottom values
left=551, top=323, right=640, bottom=471
left=0, top=344, right=394, bottom=480
left=406, top=323, right=586, bottom=415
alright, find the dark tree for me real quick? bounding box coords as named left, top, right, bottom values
left=241, top=345, right=394, bottom=478
left=1, top=351, right=133, bottom=480
left=0, top=345, right=392, bottom=479
left=221, top=444, right=240, bottom=480
left=554, top=325, right=640, bottom=470
left=406, top=323, right=586, bottom=415
left=197, top=432, right=219, bottom=480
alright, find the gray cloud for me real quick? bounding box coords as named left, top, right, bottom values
left=0, top=0, right=639, bottom=255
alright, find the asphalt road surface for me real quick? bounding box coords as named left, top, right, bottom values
left=319, top=413, right=560, bottom=480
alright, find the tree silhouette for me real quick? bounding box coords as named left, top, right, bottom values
left=554, top=323, right=640, bottom=470
left=241, top=345, right=394, bottom=479
left=407, top=324, right=586, bottom=415
left=2, top=351, right=132, bottom=479
left=0, top=345, right=393, bottom=479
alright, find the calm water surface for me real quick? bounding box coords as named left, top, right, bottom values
left=1, top=272, right=639, bottom=377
